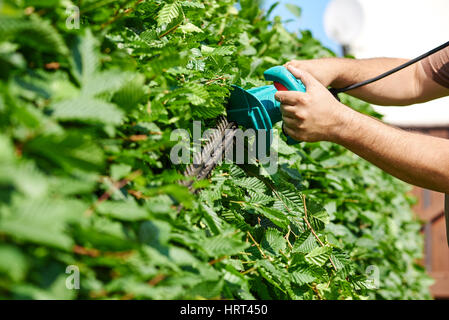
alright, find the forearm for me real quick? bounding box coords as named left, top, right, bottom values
left=332, top=107, right=449, bottom=193
left=326, top=57, right=422, bottom=106
left=280, top=64, right=449, bottom=193
left=289, top=56, right=449, bottom=105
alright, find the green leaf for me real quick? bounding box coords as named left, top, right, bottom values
left=245, top=191, right=273, bottom=205
left=24, top=133, right=104, bottom=172
left=0, top=15, right=68, bottom=55
left=82, top=70, right=132, bottom=97
left=253, top=205, right=290, bottom=230
left=139, top=220, right=171, bottom=246
left=0, top=161, right=48, bottom=198
left=180, top=1, right=205, bottom=8
left=110, top=164, right=132, bottom=181
left=234, top=177, right=266, bottom=192
left=290, top=266, right=316, bottom=286
left=202, top=233, right=249, bottom=257
left=0, top=134, right=14, bottom=163
left=179, top=22, right=203, bottom=34
left=256, top=260, right=290, bottom=293
left=285, top=4, right=302, bottom=18
left=201, top=203, right=223, bottom=235
left=71, top=30, right=99, bottom=83
left=0, top=198, right=85, bottom=250
left=112, top=75, right=146, bottom=111
left=96, top=200, right=150, bottom=221
left=293, top=231, right=318, bottom=254
left=51, top=97, right=124, bottom=125
left=305, top=246, right=332, bottom=267
left=0, top=245, right=29, bottom=282
left=189, top=278, right=224, bottom=299
left=261, top=228, right=286, bottom=255
left=157, top=2, right=181, bottom=26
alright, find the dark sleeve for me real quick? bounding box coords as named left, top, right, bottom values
left=420, top=45, right=449, bottom=89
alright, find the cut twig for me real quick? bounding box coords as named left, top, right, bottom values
left=148, top=274, right=166, bottom=286
left=241, top=267, right=257, bottom=275
left=159, top=22, right=182, bottom=38
left=310, top=284, right=323, bottom=300
left=84, top=170, right=142, bottom=216
left=247, top=231, right=269, bottom=260
left=208, top=256, right=227, bottom=265
left=73, top=245, right=100, bottom=257
left=302, top=194, right=337, bottom=271
left=284, top=227, right=293, bottom=249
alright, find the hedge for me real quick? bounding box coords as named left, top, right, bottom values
left=0, top=0, right=432, bottom=299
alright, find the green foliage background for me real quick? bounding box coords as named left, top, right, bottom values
left=0, top=0, right=432, bottom=299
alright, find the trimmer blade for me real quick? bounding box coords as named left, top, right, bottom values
left=182, top=116, right=238, bottom=192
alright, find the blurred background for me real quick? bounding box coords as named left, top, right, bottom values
left=263, top=0, right=449, bottom=298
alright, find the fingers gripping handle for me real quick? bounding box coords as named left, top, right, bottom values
left=264, top=66, right=306, bottom=92
left=263, top=66, right=306, bottom=145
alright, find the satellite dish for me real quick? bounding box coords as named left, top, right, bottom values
left=324, top=0, right=364, bottom=45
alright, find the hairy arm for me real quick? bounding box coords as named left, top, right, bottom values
left=276, top=66, right=449, bottom=193
left=334, top=108, right=449, bottom=193
left=287, top=57, right=449, bottom=106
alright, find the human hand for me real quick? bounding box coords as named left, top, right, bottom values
left=275, top=65, right=354, bottom=143
left=284, top=58, right=343, bottom=88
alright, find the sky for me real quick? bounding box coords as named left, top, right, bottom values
left=262, top=0, right=343, bottom=56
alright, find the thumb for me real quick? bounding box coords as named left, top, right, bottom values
left=286, top=64, right=318, bottom=89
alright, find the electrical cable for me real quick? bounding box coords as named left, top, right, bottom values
left=328, top=40, right=449, bottom=247
left=329, top=40, right=449, bottom=97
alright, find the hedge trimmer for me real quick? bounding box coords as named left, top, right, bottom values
left=183, top=40, right=449, bottom=188
left=182, top=65, right=304, bottom=190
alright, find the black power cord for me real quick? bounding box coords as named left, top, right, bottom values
left=329, top=40, right=449, bottom=99
left=327, top=40, right=449, bottom=246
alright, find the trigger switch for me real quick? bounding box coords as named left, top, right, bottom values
left=274, top=82, right=288, bottom=91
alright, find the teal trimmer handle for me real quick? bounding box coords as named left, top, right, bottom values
left=264, top=66, right=306, bottom=145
